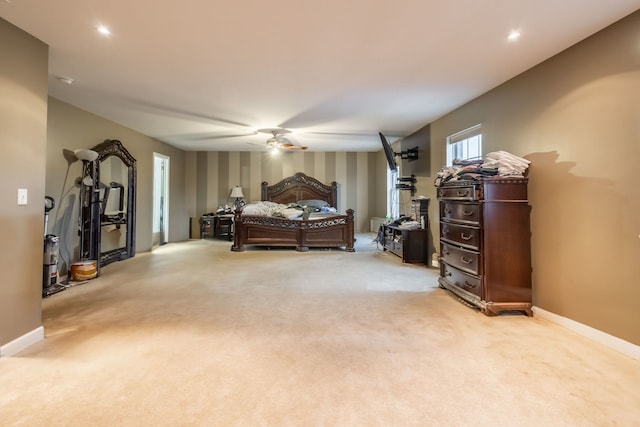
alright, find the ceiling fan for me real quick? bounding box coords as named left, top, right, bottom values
left=257, top=128, right=308, bottom=151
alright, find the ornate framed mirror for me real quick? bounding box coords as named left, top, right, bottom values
left=86, top=139, right=137, bottom=271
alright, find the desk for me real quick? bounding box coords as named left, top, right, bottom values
left=200, top=214, right=234, bottom=241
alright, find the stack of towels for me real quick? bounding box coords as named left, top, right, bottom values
left=481, top=151, right=530, bottom=177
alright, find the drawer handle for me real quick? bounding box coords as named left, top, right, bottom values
left=463, top=280, right=476, bottom=288
left=442, top=248, right=450, bottom=255
left=442, top=228, right=449, bottom=235
left=457, top=190, right=468, bottom=196
left=444, top=208, right=452, bottom=214
left=460, top=233, right=472, bottom=240
left=463, top=210, right=474, bottom=216
left=461, top=256, right=473, bottom=264
left=446, top=270, right=452, bottom=277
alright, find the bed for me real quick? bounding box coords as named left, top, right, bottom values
left=231, top=172, right=355, bottom=252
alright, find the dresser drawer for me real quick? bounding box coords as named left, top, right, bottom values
left=441, top=262, right=482, bottom=298
left=441, top=241, right=481, bottom=275
left=440, top=202, right=481, bottom=225
left=437, top=185, right=478, bottom=201
left=441, top=222, right=481, bottom=250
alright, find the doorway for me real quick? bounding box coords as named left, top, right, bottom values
left=153, top=153, right=169, bottom=247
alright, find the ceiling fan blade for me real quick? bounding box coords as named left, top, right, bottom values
left=177, top=132, right=258, bottom=142
left=277, top=142, right=308, bottom=151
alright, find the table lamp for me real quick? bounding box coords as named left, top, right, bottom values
left=230, top=186, right=244, bottom=208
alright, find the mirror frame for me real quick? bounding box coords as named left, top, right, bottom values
left=90, top=139, right=137, bottom=269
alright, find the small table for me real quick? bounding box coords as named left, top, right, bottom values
left=381, top=224, right=428, bottom=264
left=200, top=214, right=234, bottom=241
left=200, top=216, right=215, bottom=239
left=215, top=214, right=234, bottom=241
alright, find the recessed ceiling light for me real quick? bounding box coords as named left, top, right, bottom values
left=97, top=25, right=111, bottom=36
left=507, top=30, right=521, bottom=42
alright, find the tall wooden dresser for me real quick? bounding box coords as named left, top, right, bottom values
left=437, top=178, right=532, bottom=316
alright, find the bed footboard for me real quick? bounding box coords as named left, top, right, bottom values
left=231, top=209, right=355, bottom=252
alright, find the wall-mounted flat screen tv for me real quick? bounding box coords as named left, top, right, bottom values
left=379, top=132, right=397, bottom=172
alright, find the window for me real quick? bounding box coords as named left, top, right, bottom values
left=387, top=166, right=399, bottom=220
left=446, top=124, right=482, bottom=166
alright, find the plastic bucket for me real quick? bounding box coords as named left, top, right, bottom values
left=70, top=260, right=97, bottom=281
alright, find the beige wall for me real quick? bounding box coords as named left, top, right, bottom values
left=46, top=98, right=189, bottom=271
left=0, top=18, right=48, bottom=345
left=186, top=150, right=380, bottom=233
left=422, top=11, right=640, bottom=345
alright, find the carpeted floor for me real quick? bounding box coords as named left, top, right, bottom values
left=1, top=234, right=639, bottom=426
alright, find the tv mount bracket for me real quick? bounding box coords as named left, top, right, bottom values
left=394, top=147, right=419, bottom=162
left=395, top=174, right=416, bottom=196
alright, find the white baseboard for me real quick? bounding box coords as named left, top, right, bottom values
left=532, top=306, right=640, bottom=360
left=0, top=326, right=44, bottom=358
left=431, top=253, right=440, bottom=268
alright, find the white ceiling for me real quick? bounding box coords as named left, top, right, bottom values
left=2, top=1, right=639, bottom=152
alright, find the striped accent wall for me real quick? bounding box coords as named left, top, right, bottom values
left=191, top=151, right=382, bottom=232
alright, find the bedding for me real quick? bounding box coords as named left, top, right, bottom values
left=241, top=200, right=338, bottom=220
left=297, top=199, right=330, bottom=211
left=231, top=172, right=355, bottom=252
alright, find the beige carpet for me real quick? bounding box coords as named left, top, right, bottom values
left=1, top=234, right=638, bottom=426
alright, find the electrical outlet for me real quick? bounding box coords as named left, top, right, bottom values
left=17, top=188, right=28, bottom=205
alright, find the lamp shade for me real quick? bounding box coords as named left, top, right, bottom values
left=74, top=148, right=98, bottom=162
left=230, top=186, right=244, bottom=198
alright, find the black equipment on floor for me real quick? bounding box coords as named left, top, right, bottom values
left=43, top=196, right=65, bottom=297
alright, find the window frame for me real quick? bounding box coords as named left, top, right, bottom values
left=446, top=124, right=482, bottom=166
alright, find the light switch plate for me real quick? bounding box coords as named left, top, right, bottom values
left=17, top=188, right=28, bottom=205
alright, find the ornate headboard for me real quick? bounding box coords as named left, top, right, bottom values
left=261, top=172, right=338, bottom=208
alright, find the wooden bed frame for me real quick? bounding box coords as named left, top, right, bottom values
left=231, top=172, right=355, bottom=252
